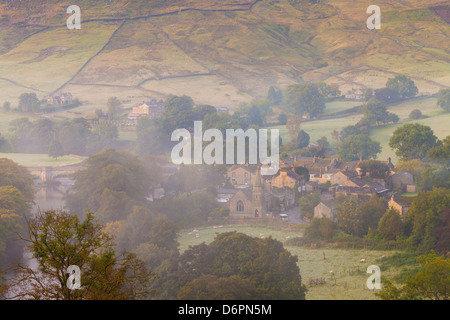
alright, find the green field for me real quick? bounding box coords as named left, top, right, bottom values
left=322, top=100, right=362, bottom=116
left=0, top=153, right=84, bottom=167
left=0, top=0, right=448, bottom=115
left=270, top=114, right=363, bottom=148
left=370, top=98, right=450, bottom=163
left=178, top=223, right=402, bottom=300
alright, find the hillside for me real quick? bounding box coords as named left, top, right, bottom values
left=0, top=0, right=449, bottom=113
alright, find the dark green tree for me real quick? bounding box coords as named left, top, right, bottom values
left=285, top=83, right=326, bottom=118
left=406, top=188, right=450, bottom=252
left=389, top=123, right=440, bottom=161
left=337, top=134, right=381, bottom=161
left=18, top=93, right=40, bottom=113
left=361, top=99, right=390, bottom=126
left=437, top=88, right=450, bottom=112
left=377, top=207, right=404, bottom=240
left=358, top=160, right=391, bottom=179
left=106, top=97, right=122, bottom=120
left=297, top=130, right=310, bottom=149
left=278, top=113, right=287, bottom=125
left=65, top=149, right=152, bottom=220
left=267, top=86, right=283, bottom=105
left=48, top=139, right=65, bottom=160
left=409, top=109, right=423, bottom=120
left=178, top=274, right=265, bottom=300
left=3, top=101, right=10, bottom=112
left=386, top=75, right=418, bottom=99
left=376, top=252, right=449, bottom=300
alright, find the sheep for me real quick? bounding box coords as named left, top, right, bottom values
left=360, top=258, right=366, bottom=263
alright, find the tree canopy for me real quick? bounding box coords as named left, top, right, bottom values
left=284, top=83, right=326, bottom=118
left=389, top=123, right=440, bottom=161
left=65, top=149, right=152, bottom=222
left=386, top=75, right=418, bottom=99
left=437, top=89, right=450, bottom=112
left=154, top=232, right=306, bottom=300
left=337, top=134, right=381, bottom=161
left=4, top=210, right=153, bottom=300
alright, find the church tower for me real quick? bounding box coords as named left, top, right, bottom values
left=252, top=168, right=264, bottom=218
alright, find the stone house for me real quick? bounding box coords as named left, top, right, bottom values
left=314, top=199, right=339, bottom=222
left=128, top=100, right=164, bottom=121
left=47, top=92, right=73, bottom=105
left=227, top=165, right=258, bottom=186
left=389, top=170, right=414, bottom=189
left=270, top=168, right=303, bottom=189
left=388, top=195, right=411, bottom=219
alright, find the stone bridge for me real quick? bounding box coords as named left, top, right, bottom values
left=27, top=165, right=83, bottom=183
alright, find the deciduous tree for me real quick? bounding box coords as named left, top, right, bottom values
left=6, top=210, right=153, bottom=300
left=389, top=123, right=440, bottom=161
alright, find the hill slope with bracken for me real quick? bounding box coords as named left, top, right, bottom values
left=0, top=0, right=448, bottom=111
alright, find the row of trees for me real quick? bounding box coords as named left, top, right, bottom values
left=3, top=93, right=81, bottom=114
left=0, top=149, right=307, bottom=300
left=4, top=117, right=118, bottom=158
left=0, top=159, right=35, bottom=268
left=303, top=188, right=450, bottom=254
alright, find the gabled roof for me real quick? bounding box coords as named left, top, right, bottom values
left=349, top=177, right=366, bottom=187
left=228, top=165, right=258, bottom=174
left=390, top=196, right=413, bottom=208
left=336, top=186, right=374, bottom=194
left=320, top=199, right=340, bottom=210
left=364, top=181, right=389, bottom=193
left=392, top=170, right=413, bottom=177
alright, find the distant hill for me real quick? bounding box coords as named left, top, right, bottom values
left=0, top=0, right=449, bottom=113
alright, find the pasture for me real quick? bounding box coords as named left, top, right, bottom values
left=178, top=223, right=402, bottom=300
left=0, top=153, right=84, bottom=167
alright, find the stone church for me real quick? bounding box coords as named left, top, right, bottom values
left=227, top=169, right=269, bottom=219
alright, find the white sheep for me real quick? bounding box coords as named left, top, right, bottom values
left=360, top=258, right=366, bottom=263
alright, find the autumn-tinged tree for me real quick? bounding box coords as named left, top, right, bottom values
left=336, top=198, right=364, bottom=237
left=0, top=159, right=34, bottom=268
left=377, top=252, right=449, bottom=300
left=305, top=217, right=336, bottom=240
left=5, top=210, right=153, bottom=300
left=377, top=208, right=404, bottom=241
left=406, top=188, right=450, bottom=252
left=299, top=193, right=321, bottom=221
left=434, top=208, right=450, bottom=255
left=0, top=158, right=34, bottom=202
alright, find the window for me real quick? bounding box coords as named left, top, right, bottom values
left=236, top=200, right=244, bottom=212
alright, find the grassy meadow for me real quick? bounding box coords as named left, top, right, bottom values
left=178, top=223, right=403, bottom=300
left=0, top=153, right=84, bottom=167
